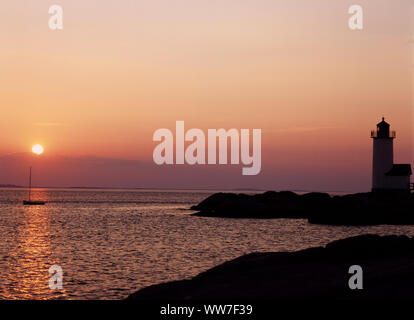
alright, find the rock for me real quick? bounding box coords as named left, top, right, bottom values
left=191, top=191, right=414, bottom=225
left=127, top=235, right=414, bottom=300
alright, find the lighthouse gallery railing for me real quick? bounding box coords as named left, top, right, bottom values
left=371, top=130, right=396, bottom=138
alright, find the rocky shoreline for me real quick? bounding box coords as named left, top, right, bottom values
left=190, top=191, right=414, bottom=226
left=128, top=234, right=414, bottom=300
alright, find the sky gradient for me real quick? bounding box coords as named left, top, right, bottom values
left=1, top=0, right=413, bottom=192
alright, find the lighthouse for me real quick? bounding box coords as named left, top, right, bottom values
left=371, top=118, right=412, bottom=192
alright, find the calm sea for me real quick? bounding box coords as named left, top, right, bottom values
left=1, top=188, right=414, bottom=300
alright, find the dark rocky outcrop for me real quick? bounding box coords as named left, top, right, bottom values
left=128, top=234, right=414, bottom=300
left=191, top=191, right=304, bottom=219
left=191, top=191, right=414, bottom=225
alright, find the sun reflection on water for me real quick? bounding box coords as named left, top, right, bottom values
left=1, top=190, right=66, bottom=299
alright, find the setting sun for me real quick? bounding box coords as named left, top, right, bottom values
left=32, top=144, right=44, bottom=155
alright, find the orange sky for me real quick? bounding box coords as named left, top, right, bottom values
left=0, top=0, right=413, bottom=191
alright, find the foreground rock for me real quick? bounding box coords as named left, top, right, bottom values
left=190, top=191, right=414, bottom=225
left=128, top=235, right=414, bottom=300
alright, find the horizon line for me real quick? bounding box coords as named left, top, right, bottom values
left=0, top=184, right=356, bottom=193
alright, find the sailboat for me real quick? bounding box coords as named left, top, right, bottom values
left=23, top=166, right=45, bottom=205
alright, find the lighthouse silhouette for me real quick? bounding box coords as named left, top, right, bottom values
left=371, top=118, right=412, bottom=192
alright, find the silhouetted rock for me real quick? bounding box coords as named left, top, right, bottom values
left=191, top=191, right=414, bottom=225
left=128, top=234, right=414, bottom=300
left=191, top=191, right=312, bottom=219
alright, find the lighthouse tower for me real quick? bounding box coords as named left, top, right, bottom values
left=371, top=118, right=412, bottom=192
left=371, top=118, right=394, bottom=190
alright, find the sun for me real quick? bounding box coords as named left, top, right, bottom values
left=32, top=144, right=44, bottom=155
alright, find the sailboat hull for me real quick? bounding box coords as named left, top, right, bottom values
left=23, top=200, right=46, bottom=205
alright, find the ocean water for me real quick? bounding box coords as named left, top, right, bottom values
left=1, top=188, right=414, bottom=300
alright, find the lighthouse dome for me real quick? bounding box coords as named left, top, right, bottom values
left=377, top=117, right=390, bottom=128
left=375, top=117, right=392, bottom=138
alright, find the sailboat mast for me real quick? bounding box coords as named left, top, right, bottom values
left=28, top=166, right=32, bottom=201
